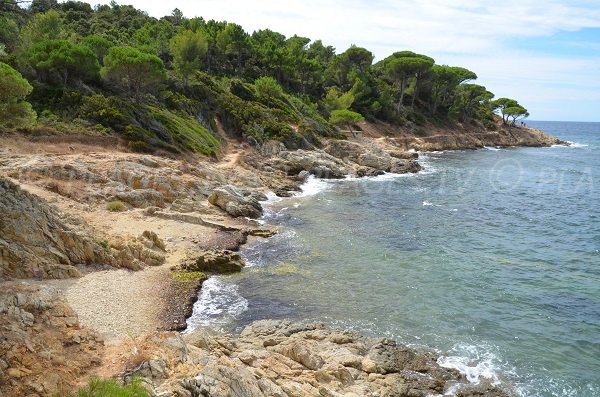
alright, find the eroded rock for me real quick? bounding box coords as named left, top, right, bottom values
left=208, top=185, right=263, bottom=218
left=181, top=250, right=245, bottom=273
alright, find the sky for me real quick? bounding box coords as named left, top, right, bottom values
left=87, top=0, right=600, bottom=121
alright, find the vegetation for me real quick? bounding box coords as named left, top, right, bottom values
left=0, top=1, right=529, bottom=154
left=106, top=200, right=126, bottom=212
left=59, top=377, right=148, bottom=397
left=0, top=61, right=36, bottom=127
left=171, top=271, right=207, bottom=283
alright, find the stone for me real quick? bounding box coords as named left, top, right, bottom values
left=116, top=189, right=165, bottom=208
left=181, top=250, right=245, bottom=273
left=265, top=149, right=349, bottom=179
left=208, top=185, right=264, bottom=218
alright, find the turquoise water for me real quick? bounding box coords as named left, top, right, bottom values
left=187, top=121, right=600, bottom=396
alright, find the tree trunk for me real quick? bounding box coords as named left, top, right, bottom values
left=411, top=79, right=419, bottom=108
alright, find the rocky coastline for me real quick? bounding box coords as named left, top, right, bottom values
left=0, top=122, right=560, bottom=397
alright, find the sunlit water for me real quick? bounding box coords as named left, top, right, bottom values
left=187, top=121, right=600, bottom=397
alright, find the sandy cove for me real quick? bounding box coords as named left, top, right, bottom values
left=0, top=122, right=560, bottom=397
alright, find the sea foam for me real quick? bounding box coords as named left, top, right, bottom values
left=185, top=277, right=248, bottom=331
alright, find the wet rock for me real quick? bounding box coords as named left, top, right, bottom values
left=389, top=159, right=422, bottom=174
left=208, top=185, right=263, bottom=218
left=143, top=319, right=512, bottom=397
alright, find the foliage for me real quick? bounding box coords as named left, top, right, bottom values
left=254, top=76, right=283, bottom=100
left=59, top=377, right=148, bottom=397
left=323, top=86, right=354, bottom=112
left=1, top=2, right=531, bottom=153
left=101, top=46, right=166, bottom=100
left=26, top=39, right=100, bottom=85
left=170, top=29, right=208, bottom=85
left=81, top=35, right=113, bottom=64
left=503, top=105, right=529, bottom=124
left=21, top=9, right=64, bottom=47
left=329, top=109, right=363, bottom=127
left=106, top=200, right=126, bottom=212
left=0, top=62, right=37, bottom=127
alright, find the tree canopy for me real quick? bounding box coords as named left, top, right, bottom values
left=0, top=1, right=531, bottom=152
left=101, top=46, right=166, bottom=100
left=0, top=62, right=36, bottom=127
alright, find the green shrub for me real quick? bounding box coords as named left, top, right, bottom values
left=106, top=200, right=126, bottom=212
left=254, top=76, right=283, bottom=100
left=59, top=377, right=148, bottom=397
left=97, top=240, right=110, bottom=251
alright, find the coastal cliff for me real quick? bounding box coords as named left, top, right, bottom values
left=0, top=124, right=556, bottom=396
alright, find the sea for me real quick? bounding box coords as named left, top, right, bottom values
left=186, top=121, right=600, bottom=397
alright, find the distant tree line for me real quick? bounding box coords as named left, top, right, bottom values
left=0, top=0, right=529, bottom=147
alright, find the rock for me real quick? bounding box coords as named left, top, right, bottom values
left=140, top=230, right=166, bottom=251
left=260, top=140, right=286, bottom=157
left=388, top=150, right=419, bottom=160
left=276, top=342, right=325, bottom=370
left=138, top=320, right=511, bottom=397
left=208, top=185, right=263, bottom=218
left=389, top=159, right=422, bottom=174
left=247, top=191, right=269, bottom=202
left=0, top=283, right=104, bottom=397
left=116, top=189, right=165, bottom=208
left=0, top=178, right=109, bottom=279
left=356, top=167, right=385, bottom=177
left=181, top=250, right=245, bottom=273
left=357, top=151, right=393, bottom=170
left=323, top=139, right=368, bottom=161
left=266, top=150, right=349, bottom=179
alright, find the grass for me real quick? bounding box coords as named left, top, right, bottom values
left=97, top=240, right=110, bottom=250
left=58, top=377, right=148, bottom=397
left=149, top=106, right=221, bottom=155
left=106, top=200, right=126, bottom=212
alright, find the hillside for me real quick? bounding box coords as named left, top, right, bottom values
left=0, top=1, right=547, bottom=154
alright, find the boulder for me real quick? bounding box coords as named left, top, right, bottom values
left=181, top=250, right=245, bottom=273
left=389, top=159, right=422, bottom=174
left=208, top=185, right=263, bottom=218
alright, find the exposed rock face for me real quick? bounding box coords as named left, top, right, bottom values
left=121, top=320, right=510, bottom=397
left=266, top=149, right=350, bottom=179
left=324, top=140, right=421, bottom=175
left=0, top=179, right=111, bottom=279
left=0, top=178, right=167, bottom=279
left=208, top=185, right=264, bottom=218
left=0, top=283, right=103, bottom=397
left=116, top=188, right=165, bottom=208
left=181, top=250, right=245, bottom=273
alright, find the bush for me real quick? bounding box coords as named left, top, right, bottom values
left=106, top=200, right=126, bottom=212
left=254, top=76, right=283, bottom=100
left=59, top=377, right=148, bottom=397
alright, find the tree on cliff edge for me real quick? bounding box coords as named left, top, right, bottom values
left=330, top=109, right=364, bottom=138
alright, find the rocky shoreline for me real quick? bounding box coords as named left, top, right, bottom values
left=0, top=123, right=559, bottom=396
